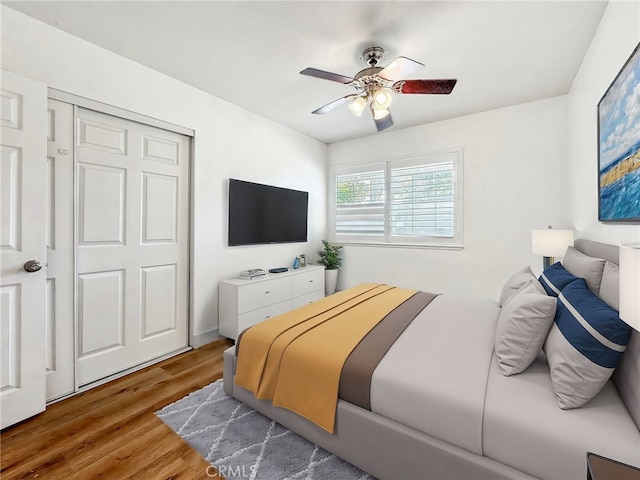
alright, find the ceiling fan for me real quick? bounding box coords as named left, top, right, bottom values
left=300, top=46, right=457, bottom=132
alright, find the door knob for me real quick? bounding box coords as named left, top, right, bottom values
left=23, top=260, right=43, bottom=272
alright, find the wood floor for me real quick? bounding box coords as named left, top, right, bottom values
left=1, top=339, right=233, bottom=480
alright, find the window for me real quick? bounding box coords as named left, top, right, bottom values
left=334, top=164, right=385, bottom=237
left=332, top=149, right=463, bottom=247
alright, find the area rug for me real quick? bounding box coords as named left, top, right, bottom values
left=156, top=380, right=375, bottom=480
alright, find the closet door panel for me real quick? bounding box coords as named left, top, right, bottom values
left=77, top=270, right=125, bottom=356
left=77, top=163, right=126, bottom=245
left=75, top=108, right=189, bottom=386
left=45, top=99, right=75, bottom=402
left=141, top=172, right=178, bottom=243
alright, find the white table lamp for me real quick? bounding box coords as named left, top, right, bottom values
left=532, top=227, right=574, bottom=269
left=619, top=245, right=640, bottom=332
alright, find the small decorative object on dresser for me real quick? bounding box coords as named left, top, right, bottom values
left=318, top=240, right=343, bottom=295
left=218, top=265, right=325, bottom=339
left=239, top=268, right=266, bottom=279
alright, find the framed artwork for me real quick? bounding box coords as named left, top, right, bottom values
left=598, top=42, right=640, bottom=222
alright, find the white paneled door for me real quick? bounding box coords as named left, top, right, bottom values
left=0, top=71, right=47, bottom=428
left=75, top=108, right=189, bottom=386
left=45, top=99, right=75, bottom=401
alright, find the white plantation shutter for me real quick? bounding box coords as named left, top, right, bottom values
left=390, top=160, right=455, bottom=238
left=331, top=150, right=463, bottom=246
left=335, top=166, right=385, bottom=237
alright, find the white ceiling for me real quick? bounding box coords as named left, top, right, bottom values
left=4, top=1, right=607, bottom=144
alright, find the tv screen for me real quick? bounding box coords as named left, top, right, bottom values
left=228, top=179, right=308, bottom=246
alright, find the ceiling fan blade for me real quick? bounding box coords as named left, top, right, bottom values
left=374, top=112, right=394, bottom=132
left=378, top=56, right=424, bottom=81
left=300, top=67, right=354, bottom=84
left=312, top=94, right=358, bottom=115
left=393, top=79, right=457, bottom=94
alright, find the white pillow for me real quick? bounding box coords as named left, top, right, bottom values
left=562, top=246, right=606, bottom=296
left=499, top=266, right=536, bottom=306
left=495, top=281, right=557, bottom=376
left=598, top=261, right=619, bottom=311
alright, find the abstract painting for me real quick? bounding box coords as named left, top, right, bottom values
left=598, top=43, right=640, bottom=222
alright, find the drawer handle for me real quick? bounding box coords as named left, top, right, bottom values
left=309, top=280, right=313, bottom=283
left=264, top=291, right=270, bottom=294
left=265, top=315, right=271, bottom=319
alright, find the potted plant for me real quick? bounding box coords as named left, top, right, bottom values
left=318, top=240, right=343, bottom=295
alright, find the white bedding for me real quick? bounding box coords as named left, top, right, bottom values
left=370, top=295, right=500, bottom=455
left=483, top=352, right=640, bottom=480
left=370, top=293, right=640, bottom=480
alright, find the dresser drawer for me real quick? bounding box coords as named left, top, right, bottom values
left=291, top=290, right=324, bottom=309
left=237, top=300, right=291, bottom=332
left=291, top=269, right=324, bottom=298
left=237, top=276, right=290, bottom=313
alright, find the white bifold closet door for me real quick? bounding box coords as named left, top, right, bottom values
left=75, top=108, right=189, bottom=386
left=45, top=99, right=75, bottom=401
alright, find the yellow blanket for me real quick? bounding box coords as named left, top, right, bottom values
left=234, top=283, right=417, bottom=433
left=235, top=283, right=385, bottom=394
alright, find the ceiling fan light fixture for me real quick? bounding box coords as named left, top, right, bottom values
left=372, top=105, right=390, bottom=120
left=373, top=88, right=393, bottom=109
left=348, top=96, right=367, bottom=117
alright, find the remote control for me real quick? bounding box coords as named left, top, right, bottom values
left=269, top=267, right=288, bottom=273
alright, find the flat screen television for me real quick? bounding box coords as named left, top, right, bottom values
left=228, top=179, right=308, bottom=246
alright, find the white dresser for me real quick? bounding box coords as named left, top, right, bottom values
left=218, top=265, right=325, bottom=339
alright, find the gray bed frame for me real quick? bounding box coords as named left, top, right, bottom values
left=222, top=239, right=639, bottom=480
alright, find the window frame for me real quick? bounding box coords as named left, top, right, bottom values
left=330, top=148, right=464, bottom=249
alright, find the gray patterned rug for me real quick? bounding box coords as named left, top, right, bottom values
left=156, top=380, right=375, bottom=480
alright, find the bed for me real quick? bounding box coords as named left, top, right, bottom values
left=223, top=239, right=640, bottom=479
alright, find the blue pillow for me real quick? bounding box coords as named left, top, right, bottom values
left=544, top=278, right=632, bottom=409
left=538, top=262, right=579, bottom=297
left=555, top=279, right=631, bottom=367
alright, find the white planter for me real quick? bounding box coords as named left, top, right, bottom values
left=324, top=269, right=339, bottom=295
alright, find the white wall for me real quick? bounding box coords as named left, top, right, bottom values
left=4, top=0, right=635, bottom=343
left=568, top=0, right=640, bottom=245
left=328, top=96, right=570, bottom=301
left=1, top=6, right=328, bottom=345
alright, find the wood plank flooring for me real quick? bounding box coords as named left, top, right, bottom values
left=1, top=339, right=233, bottom=480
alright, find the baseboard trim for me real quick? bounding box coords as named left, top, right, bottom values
left=190, top=328, right=221, bottom=349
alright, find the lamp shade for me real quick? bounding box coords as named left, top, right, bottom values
left=373, top=88, right=393, bottom=109
left=532, top=229, right=574, bottom=257
left=348, top=96, right=367, bottom=117
left=619, top=245, right=640, bottom=332
left=372, top=106, right=390, bottom=120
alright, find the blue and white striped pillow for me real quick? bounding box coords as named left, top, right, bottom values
left=539, top=262, right=579, bottom=297
left=544, top=278, right=632, bottom=409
